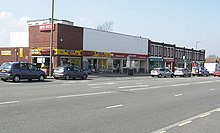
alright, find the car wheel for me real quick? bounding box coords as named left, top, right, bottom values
left=38, top=75, right=45, bottom=82
left=13, top=75, right=20, bottom=82
left=158, top=74, right=162, bottom=78
left=171, top=74, right=174, bottom=78
left=65, top=74, right=70, bottom=80
left=82, top=74, right=88, bottom=80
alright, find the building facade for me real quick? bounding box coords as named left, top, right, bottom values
left=28, top=19, right=149, bottom=74
left=0, top=18, right=206, bottom=74
left=148, top=40, right=206, bottom=71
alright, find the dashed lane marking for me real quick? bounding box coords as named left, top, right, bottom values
left=106, top=104, right=123, bottom=109
left=0, top=101, right=20, bottom=105
left=174, top=94, right=183, bottom=97
left=118, top=85, right=149, bottom=89
left=56, top=91, right=112, bottom=99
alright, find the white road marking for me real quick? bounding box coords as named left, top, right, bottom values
left=171, top=83, right=191, bottom=87
left=197, top=81, right=213, bottom=84
left=199, top=113, right=210, bottom=118
left=209, top=88, right=215, bottom=91
left=118, top=85, right=149, bottom=89
left=104, top=83, right=116, bottom=85
left=174, top=94, right=183, bottom=97
left=178, top=121, right=192, bottom=126
left=0, top=101, right=19, bottom=105
left=106, top=104, right=123, bottom=109
left=151, top=106, right=220, bottom=133
left=88, top=82, right=115, bottom=86
left=91, top=86, right=101, bottom=89
left=136, top=83, right=144, bottom=85
left=128, top=86, right=161, bottom=91
left=56, top=91, right=112, bottom=99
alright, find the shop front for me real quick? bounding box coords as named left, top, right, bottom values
left=149, top=57, right=163, bottom=71
left=164, top=58, right=175, bottom=71
left=82, top=50, right=112, bottom=73
left=112, top=53, right=148, bottom=74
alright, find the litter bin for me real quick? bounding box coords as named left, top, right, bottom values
left=127, top=68, right=134, bottom=75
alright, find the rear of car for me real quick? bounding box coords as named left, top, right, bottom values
left=174, top=68, right=191, bottom=77
left=151, top=68, right=173, bottom=78
left=213, top=70, right=220, bottom=77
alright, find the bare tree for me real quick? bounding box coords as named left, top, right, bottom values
left=205, top=54, right=220, bottom=63
left=97, top=21, right=114, bottom=32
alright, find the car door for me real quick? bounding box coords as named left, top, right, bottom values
left=19, top=63, right=31, bottom=79
left=73, top=67, right=83, bottom=78
left=29, top=63, right=39, bottom=79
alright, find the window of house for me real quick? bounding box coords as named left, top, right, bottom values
left=164, top=47, right=167, bottom=57
left=151, top=45, right=154, bottom=56
left=155, top=46, right=158, bottom=56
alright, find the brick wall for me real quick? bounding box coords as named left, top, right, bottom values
left=0, top=47, right=30, bottom=65
left=29, top=24, right=83, bottom=50
left=29, top=25, right=58, bottom=48
left=57, top=24, right=83, bottom=50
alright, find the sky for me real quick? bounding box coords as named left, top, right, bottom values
left=0, top=0, right=220, bottom=57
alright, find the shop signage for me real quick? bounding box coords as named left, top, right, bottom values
left=112, top=53, right=148, bottom=59
left=80, top=50, right=95, bottom=56
left=40, top=49, right=55, bottom=55
left=164, top=58, right=175, bottom=62
left=39, top=24, right=55, bottom=31
left=149, top=57, right=163, bottom=62
left=31, top=49, right=41, bottom=55
left=1, top=50, right=11, bottom=56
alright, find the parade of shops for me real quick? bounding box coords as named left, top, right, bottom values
left=0, top=18, right=205, bottom=75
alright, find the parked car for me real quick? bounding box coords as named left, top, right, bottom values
left=213, top=70, right=220, bottom=77
left=0, top=62, right=47, bottom=82
left=191, top=66, right=209, bottom=76
left=53, top=66, right=88, bottom=80
left=150, top=67, right=174, bottom=78
left=174, top=68, right=191, bottom=77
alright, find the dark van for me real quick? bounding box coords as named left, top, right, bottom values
left=0, top=62, right=47, bottom=82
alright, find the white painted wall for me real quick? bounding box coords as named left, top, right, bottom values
left=10, top=32, right=29, bottom=47
left=83, top=28, right=148, bottom=55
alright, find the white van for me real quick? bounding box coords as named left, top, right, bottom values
left=204, top=63, right=220, bottom=74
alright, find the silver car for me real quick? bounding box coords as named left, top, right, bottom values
left=191, top=66, right=209, bottom=76
left=53, top=66, right=88, bottom=80
left=174, top=68, right=191, bottom=77
left=151, top=67, right=174, bottom=78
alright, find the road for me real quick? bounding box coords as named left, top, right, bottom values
left=0, top=76, right=220, bottom=133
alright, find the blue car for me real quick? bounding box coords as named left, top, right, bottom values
left=0, top=62, right=47, bottom=82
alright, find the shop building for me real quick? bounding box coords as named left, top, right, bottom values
left=28, top=19, right=149, bottom=74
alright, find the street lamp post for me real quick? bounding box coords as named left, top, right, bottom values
left=49, top=0, right=54, bottom=77
left=195, top=41, right=200, bottom=50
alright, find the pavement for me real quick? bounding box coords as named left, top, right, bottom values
left=47, top=73, right=150, bottom=79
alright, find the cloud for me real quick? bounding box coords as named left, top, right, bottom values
left=0, top=11, right=31, bottom=46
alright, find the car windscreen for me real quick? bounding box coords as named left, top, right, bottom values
left=0, top=62, right=12, bottom=70
left=54, top=67, right=64, bottom=72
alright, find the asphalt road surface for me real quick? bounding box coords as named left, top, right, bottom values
left=0, top=76, right=220, bottom=133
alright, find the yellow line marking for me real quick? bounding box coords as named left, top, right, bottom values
left=178, top=121, right=192, bottom=126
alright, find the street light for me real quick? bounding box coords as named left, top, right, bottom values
left=195, top=41, right=200, bottom=50
left=49, top=0, right=54, bottom=77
